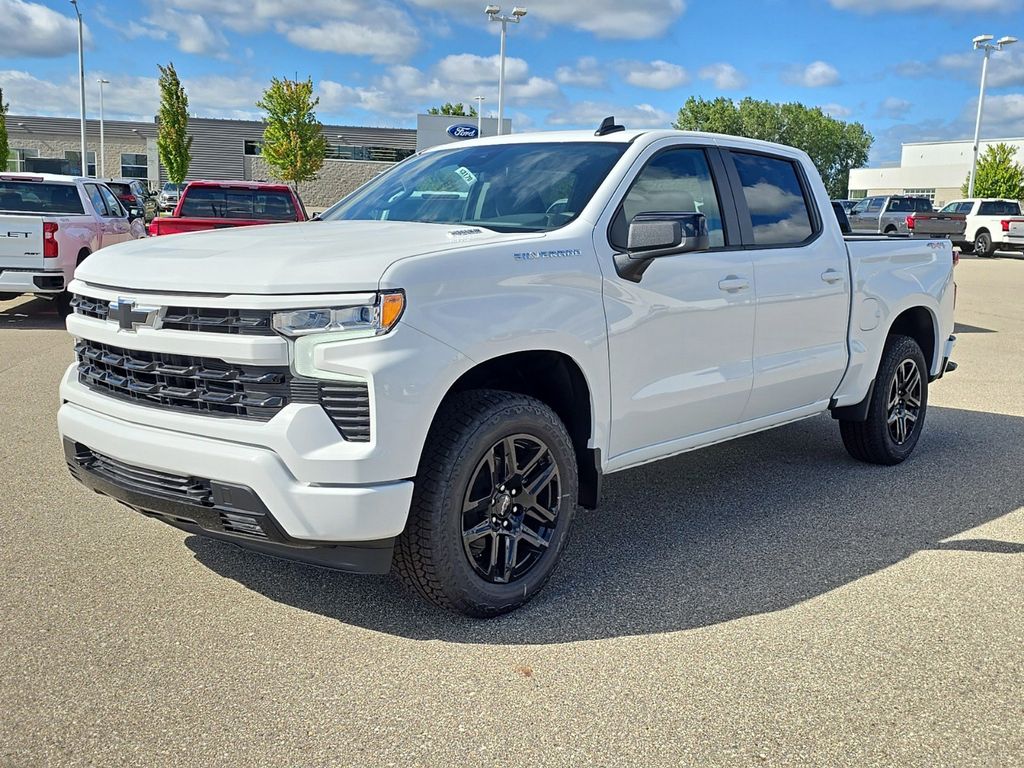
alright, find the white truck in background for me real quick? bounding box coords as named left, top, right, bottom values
left=58, top=124, right=958, bottom=617
left=0, top=173, right=143, bottom=315
left=938, top=198, right=1023, bottom=256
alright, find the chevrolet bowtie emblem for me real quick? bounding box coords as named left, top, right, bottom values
left=108, top=298, right=159, bottom=332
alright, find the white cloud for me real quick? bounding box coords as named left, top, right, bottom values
left=828, top=0, right=1005, bottom=11
left=961, top=93, right=1024, bottom=137
left=160, top=0, right=365, bottom=32
left=283, top=19, right=418, bottom=62
left=435, top=54, right=529, bottom=86
left=162, top=10, right=229, bottom=57
left=698, top=63, right=747, bottom=90
left=556, top=57, right=606, bottom=88
left=622, top=60, right=688, bottom=90
left=938, top=50, right=1024, bottom=88
left=0, top=0, right=91, bottom=57
left=878, top=96, right=912, bottom=119
left=405, top=0, right=687, bottom=39
left=784, top=61, right=840, bottom=88
left=821, top=103, right=853, bottom=118
left=546, top=101, right=672, bottom=129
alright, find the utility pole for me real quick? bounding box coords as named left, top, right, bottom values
left=98, top=79, right=109, bottom=178
left=485, top=6, right=527, bottom=136
left=968, top=34, right=1017, bottom=198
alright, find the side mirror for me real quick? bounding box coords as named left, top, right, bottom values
left=614, top=212, right=709, bottom=282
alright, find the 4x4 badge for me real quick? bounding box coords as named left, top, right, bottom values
left=108, top=298, right=159, bottom=332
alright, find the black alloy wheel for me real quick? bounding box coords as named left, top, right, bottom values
left=886, top=358, right=923, bottom=445
left=461, top=434, right=561, bottom=584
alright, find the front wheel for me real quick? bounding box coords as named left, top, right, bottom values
left=839, top=334, right=928, bottom=465
left=393, top=390, right=578, bottom=617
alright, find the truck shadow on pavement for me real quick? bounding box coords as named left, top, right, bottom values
left=0, top=297, right=65, bottom=330
left=186, top=405, right=1024, bottom=644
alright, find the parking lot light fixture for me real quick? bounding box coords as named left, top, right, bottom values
left=485, top=5, right=527, bottom=135
left=968, top=33, right=1016, bottom=198
left=475, top=95, right=485, bottom=135
left=98, top=79, right=109, bottom=178
left=71, top=0, right=87, bottom=176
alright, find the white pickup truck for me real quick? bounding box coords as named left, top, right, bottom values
left=938, top=198, right=1023, bottom=256
left=0, top=173, right=142, bottom=315
left=57, top=125, right=957, bottom=616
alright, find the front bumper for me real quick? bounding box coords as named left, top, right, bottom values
left=58, top=397, right=414, bottom=552
left=0, top=269, right=65, bottom=294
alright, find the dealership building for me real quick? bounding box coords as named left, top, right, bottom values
left=4, top=113, right=508, bottom=209
left=848, top=136, right=1024, bottom=208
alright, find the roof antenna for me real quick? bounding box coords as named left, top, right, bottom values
left=595, top=116, right=625, bottom=136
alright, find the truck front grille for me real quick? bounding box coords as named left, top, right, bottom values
left=75, top=340, right=291, bottom=420
left=71, top=295, right=275, bottom=336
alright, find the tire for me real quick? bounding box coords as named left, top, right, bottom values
left=393, top=390, right=578, bottom=617
left=839, top=334, right=928, bottom=466
left=54, top=291, right=73, bottom=318
left=0, top=292, right=19, bottom=301
left=974, top=231, right=994, bottom=258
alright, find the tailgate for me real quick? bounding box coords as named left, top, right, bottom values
left=1008, top=219, right=1024, bottom=242
left=152, top=218, right=276, bottom=236
left=909, top=213, right=966, bottom=236
left=0, top=215, right=45, bottom=269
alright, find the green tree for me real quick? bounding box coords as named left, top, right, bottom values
left=156, top=63, right=192, bottom=184
left=962, top=143, right=1024, bottom=199
left=0, top=87, right=10, bottom=172
left=674, top=97, right=873, bottom=199
left=428, top=102, right=478, bottom=117
left=256, top=76, right=327, bottom=193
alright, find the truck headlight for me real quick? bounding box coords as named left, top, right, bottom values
left=272, top=291, right=405, bottom=339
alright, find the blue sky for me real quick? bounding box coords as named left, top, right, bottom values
left=1, top=0, right=1022, bottom=163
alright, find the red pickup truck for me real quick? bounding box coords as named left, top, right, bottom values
left=148, top=180, right=308, bottom=236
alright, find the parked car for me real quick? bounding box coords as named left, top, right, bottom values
left=157, top=182, right=185, bottom=212
left=848, top=195, right=937, bottom=234
left=148, top=180, right=308, bottom=236
left=937, top=198, right=1023, bottom=257
left=59, top=126, right=957, bottom=616
left=0, top=173, right=143, bottom=315
left=103, top=178, right=157, bottom=223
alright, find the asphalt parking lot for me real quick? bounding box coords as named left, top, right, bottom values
left=1, top=255, right=1021, bottom=767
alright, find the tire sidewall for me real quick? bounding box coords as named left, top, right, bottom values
left=975, top=232, right=992, bottom=257
left=430, top=399, right=578, bottom=613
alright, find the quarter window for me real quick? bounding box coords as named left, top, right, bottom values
left=611, top=147, right=726, bottom=250
left=731, top=152, right=814, bottom=246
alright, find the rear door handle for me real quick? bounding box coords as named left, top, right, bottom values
left=821, top=269, right=845, bottom=284
left=718, top=276, right=750, bottom=293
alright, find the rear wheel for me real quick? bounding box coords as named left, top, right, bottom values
left=393, top=390, right=578, bottom=617
left=839, top=334, right=928, bottom=465
left=974, top=231, right=994, bottom=258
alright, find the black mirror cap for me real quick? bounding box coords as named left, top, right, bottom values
left=615, top=212, right=710, bottom=282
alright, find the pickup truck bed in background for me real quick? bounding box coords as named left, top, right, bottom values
left=148, top=180, right=308, bottom=236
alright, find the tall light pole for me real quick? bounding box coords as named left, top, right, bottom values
left=474, top=95, right=485, bottom=136
left=70, top=0, right=87, bottom=176
left=97, top=78, right=109, bottom=178
left=968, top=34, right=1017, bottom=198
left=485, top=6, right=527, bottom=135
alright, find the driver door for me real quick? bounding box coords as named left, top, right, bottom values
left=595, top=143, right=756, bottom=465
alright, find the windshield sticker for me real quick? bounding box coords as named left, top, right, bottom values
left=513, top=248, right=582, bottom=261
left=454, top=166, right=477, bottom=186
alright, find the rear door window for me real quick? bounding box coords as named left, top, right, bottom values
left=979, top=200, right=1022, bottom=216
left=731, top=152, right=815, bottom=246
left=98, top=186, right=125, bottom=217
left=867, top=197, right=884, bottom=213
left=84, top=184, right=110, bottom=215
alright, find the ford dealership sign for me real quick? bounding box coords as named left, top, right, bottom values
left=447, top=124, right=479, bottom=139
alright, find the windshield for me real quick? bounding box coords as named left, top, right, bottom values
left=162, top=183, right=183, bottom=193
left=321, top=141, right=628, bottom=233
left=0, top=182, right=86, bottom=215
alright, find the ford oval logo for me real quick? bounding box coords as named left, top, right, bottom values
left=447, top=124, right=479, bottom=139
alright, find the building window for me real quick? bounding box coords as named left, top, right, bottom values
left=7, top=148, right=39, bottom=172
left=120, top=153, right=149, bottom=179
left=63, top=150, right=96, bottom=176
left=848, top=189, right=867, bottom=199
left=903, top=188, right=935, bottom=203
left=325, top=144, right=414, bottom=163
left=243, top=140, right=263, bottom=156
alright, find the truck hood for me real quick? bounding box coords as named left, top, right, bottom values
left=75, top=220, right=521, bottom=295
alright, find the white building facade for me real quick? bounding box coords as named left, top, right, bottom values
left=848, top=137, right=1024, bottom=208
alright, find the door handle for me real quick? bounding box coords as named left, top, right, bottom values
left=718, top=276, right=750, bottom=293
left=821, top=269, right=845, bottom=284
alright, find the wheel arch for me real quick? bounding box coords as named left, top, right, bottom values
left=887, top=304, right=937, bottom=373
left=435, top=349, right=601, bottom=509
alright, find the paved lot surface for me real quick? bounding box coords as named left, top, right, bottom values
left=1, top=255, right=1021, bottom=767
